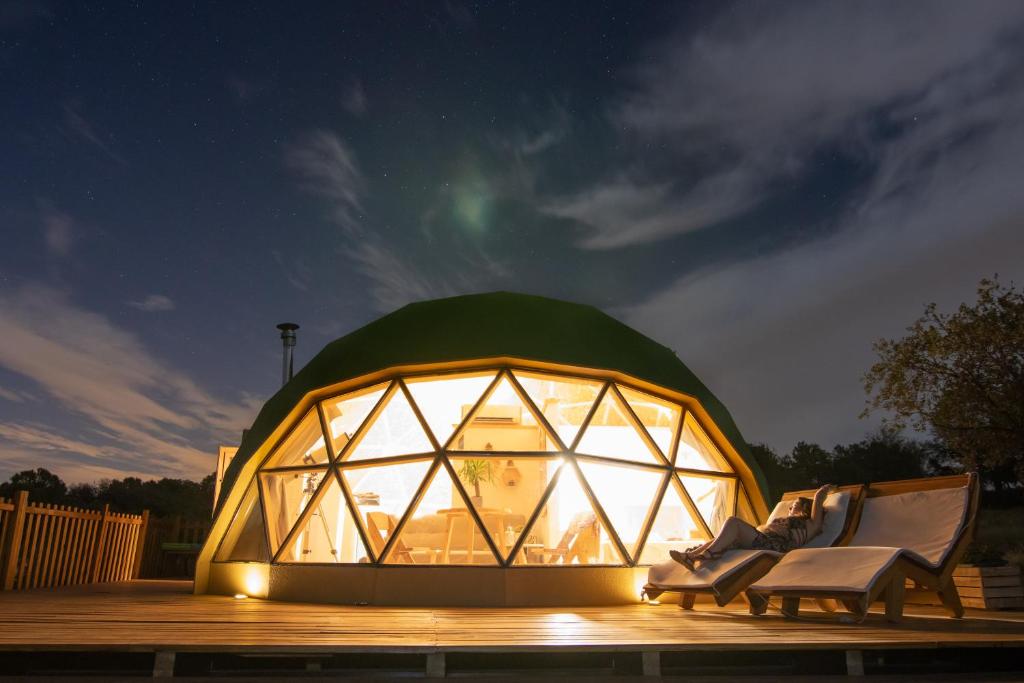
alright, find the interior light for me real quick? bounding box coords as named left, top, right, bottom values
left=234, top=593, right=248, bottom=600
left=501, top=459, right=522, bottom=487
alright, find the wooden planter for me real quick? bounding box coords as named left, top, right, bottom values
left=954, top=565, right=1024, bottom=610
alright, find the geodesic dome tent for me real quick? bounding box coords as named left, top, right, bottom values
left=196, top=292, right=769, bottom=606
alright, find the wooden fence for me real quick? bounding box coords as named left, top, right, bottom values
left=138, top=515, right=211, bottom=579
left=0, top=490, right=148, bottom=591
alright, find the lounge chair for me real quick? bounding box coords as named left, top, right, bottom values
left=745, top=473, right=979, bottom=622
left=366, top=512, right=439, bottom=564
left=540, top=512, right=601, bottom=564
left=643, top=485, right=865, bottom=608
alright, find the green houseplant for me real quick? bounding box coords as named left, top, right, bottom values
left=457, top=459, right=493, bottom=507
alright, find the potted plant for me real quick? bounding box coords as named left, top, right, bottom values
left=457, top=459, right=493, bottom=507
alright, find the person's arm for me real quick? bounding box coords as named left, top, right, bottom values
left=806, top=484, right=835, bottom=538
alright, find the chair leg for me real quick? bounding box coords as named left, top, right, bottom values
left=679, top=593, right=696, bottom=610
left=781, top=596, right=800, bottom=619
left=884, top=576, right=905, bottom=623
left=842, top=597, right=869, bottom=621
left=747, top=591, right=769, bottom=615
left=642, top=586, right=664, bottom=602
left=937, top=577, right=965, bottom=618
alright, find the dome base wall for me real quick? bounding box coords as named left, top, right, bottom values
left=206, top=562, right=648, bottom=607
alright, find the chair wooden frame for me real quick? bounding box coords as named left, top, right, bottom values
left=539, top=514, right=601, bottom=565
left=745, top=473, right=980, bottom=623
left=366, top=511, right=439, bottom=564
left=643, top=484, right=866, bottom=608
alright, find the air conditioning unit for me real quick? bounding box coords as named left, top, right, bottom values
left=463, top=404, right=522, bottom=424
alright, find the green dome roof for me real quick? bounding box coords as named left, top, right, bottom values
left=219, top=292, right=766, bottom=509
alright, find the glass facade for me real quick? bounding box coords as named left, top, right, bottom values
left=217, top=367, right=747, bottom=567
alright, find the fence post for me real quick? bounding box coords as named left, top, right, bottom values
left=132, top=510, right=149, bottom=579
left=0, top=490, right=29, bottom=591
left=89, top=504, right=111, bottom=583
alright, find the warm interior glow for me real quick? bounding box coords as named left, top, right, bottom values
left=216, top=367, right=752, bottom=570
left=345, top=387, right=433, bottom=461
left=322, top=382, right=388, bottom=457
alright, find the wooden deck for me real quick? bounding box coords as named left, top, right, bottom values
left=0, top=580, right=1022, bottom=677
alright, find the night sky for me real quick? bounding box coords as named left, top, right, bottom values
left=3, top=1, right=1024, bottom=483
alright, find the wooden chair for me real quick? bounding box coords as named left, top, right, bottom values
left=541, top=512, right=601, bottom=564
left=365, top=512, right=437, bottom=564
left=643, top=485, right=866, bottom=609
left=746, top=473, right=979, bottom=622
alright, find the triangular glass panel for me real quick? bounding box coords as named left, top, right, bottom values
left=513, top=371, right=603, bottom=450
left=449, top=455, right=562, bottom=562
left=404, top=371, right=497, bottom=448
left=341, top=459, right=433, bottom=560
left=617, top=385, right=681, bottom=461
left=215, top=480, right=270, bottom=562
left=512, top=463, right=624, bottom=566
left=675, top=413, right=731, bottom=472
left=636, top=477, right=710, bottom=565
left=574, top=389, right=662, bottom=465
left=578, top=460, right=664, bottom=561
left=262, top=409, right=329, bottom=468
left=680, top=474, right=736, bottom=535
left=278, top=473, right=371, bottom=564
left=449, top=375, right=560, bottom=452
left=737, top=487, right=760, bottom=526
left=321, top=382, right=389, bottom=460
left=259, top=468, right=330, bottom=555
left=344, top=386, right=434, bottom=462
left=383, top=464, right=499, bottom=565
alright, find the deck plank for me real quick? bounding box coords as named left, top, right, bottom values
left=0, top=580, right=1021, bottom=653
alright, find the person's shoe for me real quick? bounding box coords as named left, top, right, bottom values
left=669, top=549, right=696, bottom=570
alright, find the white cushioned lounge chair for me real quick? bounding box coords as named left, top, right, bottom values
left=745, top=473, right=979, bottom=622
left=643, top=485, right=865, bottom=608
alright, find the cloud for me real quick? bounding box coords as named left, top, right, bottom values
left=284, top=129, right=460, bottom=311
left=61, top=101, right=127, bottom=166
left=543, top=166, right=763, bottom=249
left=624, top=24, right=1024, bottom=450
left=285, top=130, right=365, bottom=235
left=270, top=250, right=313, bottom=292
left=341, top=79, right=368, bottom=116
left=38, top=202, right=73, bottom=257
left=0, top=286, right=259, bottom=481
left=127, top=294, right=175, bottom=312
left=0, top=386, right=29, bottom=403
left=225, top=74, right=266, bottom=102
left=347, top=241, right=455, bottom=312
left=543, top=1, right=1024, bottom=249
left=505, top=101, right=572, bottom=158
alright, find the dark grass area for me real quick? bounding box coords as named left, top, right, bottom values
left=975, top=506, right=1024, bottom=569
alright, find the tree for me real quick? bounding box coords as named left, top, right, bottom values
left=787, top=442, right=834, bottom=488
left=830, top=430, right=928, bottom=485
left=748, top=443, right=789, bottom=502
left=863, top=277, right=1024, bottom=489
left=0, top=470, right=217, bottom=518
left=0, top=468, right=67, bottom=503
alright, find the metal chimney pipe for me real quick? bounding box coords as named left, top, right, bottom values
left=276, top=322, right=299, bottom=386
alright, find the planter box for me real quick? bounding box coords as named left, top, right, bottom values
left=953, top=565, right=1024, bottom=610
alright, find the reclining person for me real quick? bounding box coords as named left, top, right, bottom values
left=670, top=484, right=835, bottom=570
